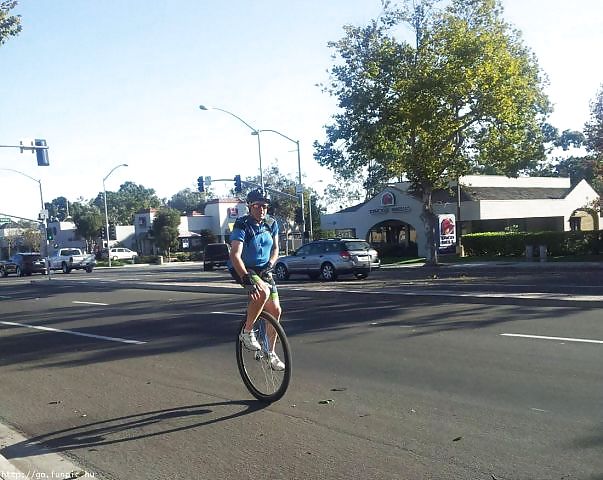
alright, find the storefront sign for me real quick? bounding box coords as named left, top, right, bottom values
left=381, top=191, right=396, bottom=206
left=438, top=214, right=456, bottom=252
left=369, top=205, right=411, bottom=215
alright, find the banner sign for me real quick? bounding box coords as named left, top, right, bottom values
left=438, top=214, right=456, bottom=252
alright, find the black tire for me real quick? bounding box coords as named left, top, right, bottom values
left=320, top=262, right=337, bottom=281
left=236, top=311, right=291, bottom=403
left=0, top=268, right=7, bottom=278
left=62, top=262, right=71, bottom=274
left=15, top=266, right=23, bottom=277
left=274, top=263, right=289, bottom=281
left=85, top=266, right=93, bottom=273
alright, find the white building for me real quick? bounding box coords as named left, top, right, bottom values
left=320, top=175, right=600, bottom=258
left=134, top=197, right=247, bottom=255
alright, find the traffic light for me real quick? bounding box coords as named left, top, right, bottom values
left=100, top=227, right=106, bottom=240
left=109, top=224, right=117, bottom=240
left=46, top=227, right=54, bottom=241
left=35, top=139, right=49, bottom=166
left=234, top=174, right=242, bottom=193
left=197, top=176, right=204, bottom=193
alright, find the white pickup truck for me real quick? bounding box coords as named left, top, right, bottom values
left=49, top=248, right=96, bottom=274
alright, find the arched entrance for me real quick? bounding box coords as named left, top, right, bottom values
left=569, top=208, right=599, bottom=231
left=368, top=219, right=417, bottom=256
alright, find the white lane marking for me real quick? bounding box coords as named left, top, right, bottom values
left=0, top=295, right=10, bottom=299
left=501, top=333, right=603, bottom=344
left=72, top=301, right=109, bottom=306
left=46, top=278, right=603, bottom=303
left=0, top=321, right=146, bottom=344
left=210, top=311, right=245, bottom=316
left=280, top=285, right=603, bottom=302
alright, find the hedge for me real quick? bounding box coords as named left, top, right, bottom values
left=461, top=230, right=603, bottom=257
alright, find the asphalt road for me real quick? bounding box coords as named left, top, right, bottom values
left=0, top=263, right=602, bottom=480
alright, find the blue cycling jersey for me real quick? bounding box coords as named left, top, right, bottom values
left=228, top=214, right=279, bottom=269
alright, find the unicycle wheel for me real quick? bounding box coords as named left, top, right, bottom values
left=236, top=311, right=291, bottom=402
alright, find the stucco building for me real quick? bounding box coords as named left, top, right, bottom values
left=134, top=198, right=247, bottom=255
left=320, top=175, right=600, bottom=258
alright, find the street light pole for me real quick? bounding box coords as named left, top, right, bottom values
left=307, top=180, right=324, bottom=241
left=255, top=129, right=306, bottom=241
left=103, top=164, right=128, bottom=267
left=0, top=168, right=50, bottom=279
left=198, top=105, right=264, bottom=191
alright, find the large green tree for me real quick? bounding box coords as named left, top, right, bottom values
left=582, top=85, right=603, bottom=197
left=71, top=203, right=104, bottom=252
left=241, top=163, right=301, bottom=231
left=45, top=196, right=71, bottom=221
left=315, top=0, right=550, bottom=263
left=151, top=208, right=181, bottom=258
left=584, top=84, right=603, bottom=156
left=0, top=1, right=21, bottom=45
left=167, top=188, right=207, bottom=215
left=92, top=181, right=162, bottom=225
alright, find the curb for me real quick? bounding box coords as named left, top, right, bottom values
left=0, top=451, right=24, bottom=480
left=0, top=422, right=90, bottom=480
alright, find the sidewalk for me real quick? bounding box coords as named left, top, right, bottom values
left=382, top=259, right=603, bottom=270
left=0, top=422, right=90, bottom=480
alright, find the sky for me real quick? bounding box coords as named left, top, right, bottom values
left=1, top=0, right=601, bottom=221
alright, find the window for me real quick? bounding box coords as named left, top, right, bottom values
left=310, top=243, right=324, bottom=255
left=296, top=245, right=311, bottom=256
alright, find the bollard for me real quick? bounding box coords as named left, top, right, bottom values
left=525, top=245, right=534, bottom=261
left=158, top=255, right=164, bottom=265
left=538, top=245, right=547, bottom=262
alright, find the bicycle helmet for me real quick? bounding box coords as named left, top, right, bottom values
left=246, top=188, right=271, bottom=205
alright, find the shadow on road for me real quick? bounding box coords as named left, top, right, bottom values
left=1, top=400, right=265, bottom=460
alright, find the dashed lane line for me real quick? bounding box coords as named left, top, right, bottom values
left=72, top=300, right=109, bottom=306
left=71, top=300, right=109, bottom=307
left=501, top=333, right=603, bottom=344
left=0, top=320, right=146, bottom=344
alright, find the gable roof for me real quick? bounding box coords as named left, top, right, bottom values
left=461, top=186, right=572, bottom=201
left=431, top=186, right=572, bottom=203
left=335, top=182, right=576, bottom=213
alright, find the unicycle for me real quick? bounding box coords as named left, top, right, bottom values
left=236, top=310, right=291, bottom=403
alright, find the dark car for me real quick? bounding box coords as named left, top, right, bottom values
left=203, top=243, right=231, bottom=271
left=274, top=238, right=380, bottom=281
left=0, top=253, right=47, bottom=277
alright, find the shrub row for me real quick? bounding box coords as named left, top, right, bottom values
left=461, top=230, right=603, bottom=257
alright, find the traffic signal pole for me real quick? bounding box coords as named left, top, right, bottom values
left=0, top=140, right=50, bottom=166
left=0, top=169, right=51, bottom=280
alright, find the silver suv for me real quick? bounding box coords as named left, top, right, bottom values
left=274, top=239, right=380, bottom=281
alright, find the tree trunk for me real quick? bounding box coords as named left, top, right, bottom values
left=420, top=188, right=439, bottom=266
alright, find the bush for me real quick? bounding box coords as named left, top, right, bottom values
left=462, top=230, right=603, bottom=257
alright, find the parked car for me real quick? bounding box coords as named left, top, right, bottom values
left=203, top=243, right=230, bottom=271
left=0, top=253, right=47, bottom=277
left=104, top=247, right=138, bottom=261
left=274, top=238, right=380, bottom=281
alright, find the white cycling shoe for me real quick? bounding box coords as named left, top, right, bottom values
left=240, top=330, right=261, bottom=351
left=269, top=351, right=285, bottom=371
